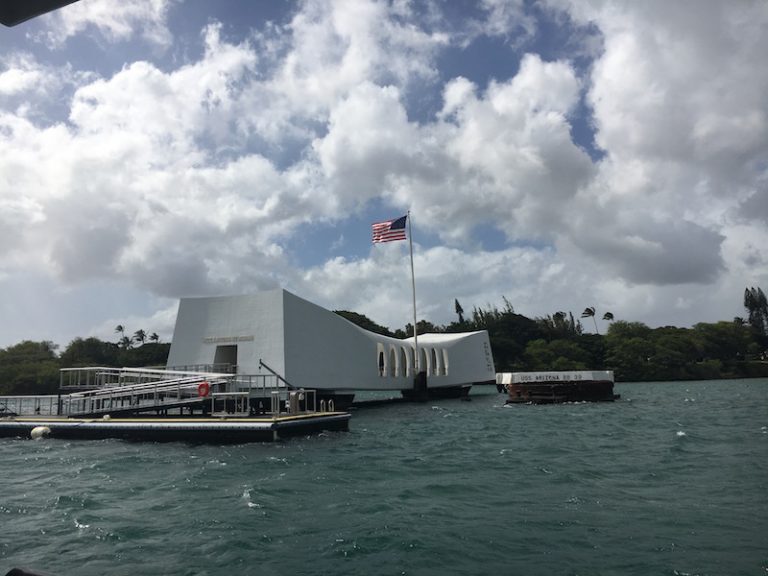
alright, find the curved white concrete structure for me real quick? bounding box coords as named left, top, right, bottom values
left=167, top=290, right=495, bottom=394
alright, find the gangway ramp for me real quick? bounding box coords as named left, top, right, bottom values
left=60, top=368, right=233, bottom=417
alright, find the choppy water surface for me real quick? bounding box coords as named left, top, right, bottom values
left=1, top=379, right=766, bottom=576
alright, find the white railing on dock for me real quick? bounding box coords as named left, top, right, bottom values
left=62, top=373, right=229, bottom=416
left=59, top=366, right=235, bottom=389
left=2, top=367, right=326, bottom=418
left=165, top=363, right=238, bottom=374
left=0, top=395, right=59, bottom=416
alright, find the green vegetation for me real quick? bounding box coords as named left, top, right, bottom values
left=0, top=341, right=60, bottom=395
left=2, top=288, right=767, bottom=395
left=338, top=287, right=768, bottom=383
left=449, top=308, right=766, bottom=381
left=0, top=331, right=170, bottom=396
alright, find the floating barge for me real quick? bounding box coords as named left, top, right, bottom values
left=0, top=413, right=350, bottom=443
left=498, top=370, right=619, bottom=404
left=0, top=366, right=350, bottom=443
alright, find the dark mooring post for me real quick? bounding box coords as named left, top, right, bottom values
left=413, top=371, right=428, bottom=402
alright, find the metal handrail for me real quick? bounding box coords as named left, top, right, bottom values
left=0, top=395, right=59, bottom=416
left=59, top=366, right=234, bottom=389
left=2, top=368, right=325, bottom=418
left=69, top=375, right=222, bottom=398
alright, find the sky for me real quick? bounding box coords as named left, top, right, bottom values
left=0, top=0, right=767, bottom=349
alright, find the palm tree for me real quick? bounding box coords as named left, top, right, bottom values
left=552, top=311, right=568, bottom=331
left=744, top=286, right=768, bottom=335
left=114, top=324, right=126, bottom=347
left=454, top=299, right=465, bottom=324
left=133, top=329, right=146, bottom=346
left=119, top=336, right=133, bottom=350
left=602, top=311, right=615, bottom=333
left=149, top=332, right=160, bottom=343
left=581, top=307, right=599, bottom=334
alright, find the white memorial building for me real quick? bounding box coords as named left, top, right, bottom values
left=166, top=289, right=495, bottom=399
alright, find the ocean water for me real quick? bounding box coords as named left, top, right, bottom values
left=1, top=379, right=766, bottom=576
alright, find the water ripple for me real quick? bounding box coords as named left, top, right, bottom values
left=1, top=379, right=766, bottom=576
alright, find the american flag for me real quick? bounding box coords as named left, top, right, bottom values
left=372, top=215, right=407, bottom=243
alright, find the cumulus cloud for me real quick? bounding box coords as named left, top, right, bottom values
left=441, top=0, right=536, bottom=49
left=569, top=214, right=725, bottom=285
left=297, top=243, right=563, bottom=331
left=353, top=53, right=595, bottom=243
left=230, top=0, right=447, bottom=151
left=1, top=23, right=266, bottom=285
left=312, top=82, right=424, bottom=206
left=275, top=0, right=445, bottom=102
left=35, top=0, right=176, bottom=49
left=0, top=55, right=47, bottom=96
left=1, top=0, right=767, bottom=346
left=543, top=0, right=768, bottom=287
left=0, top=53, right=90, bottom=122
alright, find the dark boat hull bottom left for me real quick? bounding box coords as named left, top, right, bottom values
left=0, top=414, right=350, bottom=443
left=505, top=380, right=618, bottom=404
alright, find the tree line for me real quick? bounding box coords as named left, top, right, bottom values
left=0, top=332, right=170, bottom=396
left=336, top=286, right=768, bottom=382
left=2, top=287, right=767, bottom=395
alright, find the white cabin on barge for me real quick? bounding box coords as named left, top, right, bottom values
left=497, top=370, right=618, bottom=404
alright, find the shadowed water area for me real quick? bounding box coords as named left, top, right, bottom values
left=1, top=379, right=766, bottom=576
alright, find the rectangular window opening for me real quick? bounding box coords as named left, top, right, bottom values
left=214, top=344, right=238, bottom=372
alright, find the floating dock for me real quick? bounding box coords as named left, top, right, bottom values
left=0, top=366, right=351, bottom=443
left=498, top=370, right=619, bottom=404
left=0, top=413, right=350, bottom=443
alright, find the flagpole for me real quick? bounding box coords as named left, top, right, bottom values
left=407, top=210, right=419, bottom=372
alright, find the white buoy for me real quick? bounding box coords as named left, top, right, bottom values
left=30, top=426, right=51, bottom=440
left=102, top=414, right=111, bottom=420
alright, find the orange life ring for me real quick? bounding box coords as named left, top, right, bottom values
left=198, top=381, right=210, bottom=397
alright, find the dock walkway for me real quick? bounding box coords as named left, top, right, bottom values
left=0, top=366, right=350, bottom=442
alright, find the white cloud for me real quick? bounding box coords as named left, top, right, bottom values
left=0, top=53, right=90, bottom=123
left=69, top=23, right=256, bottom=150
left=311, top=82, right=423, bottom=207
left=479, top=0, right=535, bottom=40
left=393, top=53, right=593, bottom=242
left=297, top=243, right=564, bottom=331
left=1, top=0, right=767, bottom=348
left=231, top=0, right=447, bottom=150
left=36, top=0, right=176, bottom=49
left=91, top=301, right=178, bottom=344
left=541, top=0, right=768, bottom=288
left=1, top=25, right=272, bottom=293
left=276, top=0, right=445, bottom=106
left=448, top=0, right=536, bottom=49
left=0, top=60, right=44, bottom=96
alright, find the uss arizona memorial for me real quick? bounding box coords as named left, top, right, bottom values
left=166, top=289, right=496, bottom=401
left=0, top=289, right=615, bottom=443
